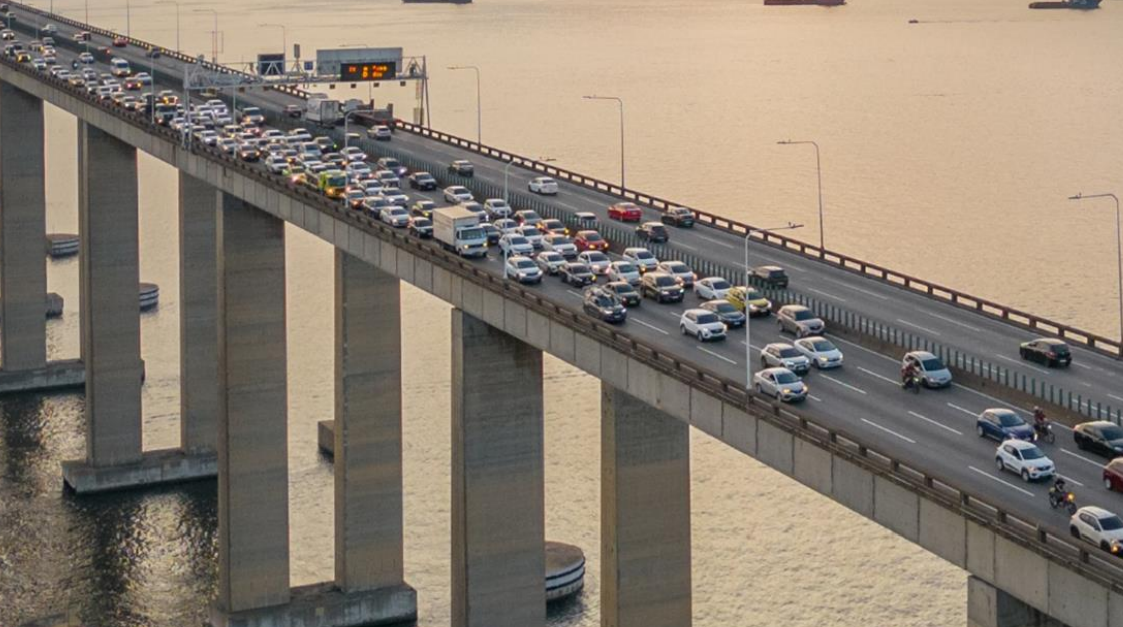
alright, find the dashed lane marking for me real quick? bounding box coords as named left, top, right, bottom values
left=922, top=311, right=982, bottom=332
left=908, top=411, right=963, bottom=436
left=1058, top=474, right=1084, bottom=488
left=996, top=353, right=1049, bottom=375
left=1060, top=449, right=1104, bottom=469
left=696, top=234, right=737, bottom=249
left=698, top=346, right=737, bottom=365
left=861, top=419, right=916, bottom=444
left=858, top=367, right=899, bottom=385
left=831, top=337, right=897, bottom=363
left=821, top=375, right=867, bottom=395
left=947, top=403, right=978, bottom=417
left=896, top=318, right=941, bottom=336
left=806, top=287, right=847, bottom=302
left=969, top=466, right=1035, bottom=497
left=822, top=278, right=889, bottom=300
left=631, top=318, right=669, bottom=335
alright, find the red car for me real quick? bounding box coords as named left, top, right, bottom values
left=574, top=230, right=609, bottom=252
left=113, top=36, right=128, bottom=47
left=1104, top=458, right=1123, bottom=491
left=608, top=201, right=642, bottom=222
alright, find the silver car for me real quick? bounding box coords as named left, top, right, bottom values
left=753, top=367, right=809, bottom=403
left=777, top=304, right=825, bottom=338
left=536, top=251, right=567, bottom=275
left=793, top=336, right=844, bottom=370
left=516, top=226, right=544, bottom=249
left=607, top=261, right=641, bottom=286
left=623, top=247, right=659, bottom=273
left=578, top=251, right=611, bottom=276
left=760, top=343, right=811, bottom=375
left=902, top=351, right=952, bottom=388
left=543, top=234, right=578, bottom=259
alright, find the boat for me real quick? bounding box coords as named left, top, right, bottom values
left=764, top=0, right=846, bottom=5
left=1028, top=0, right=1100, bottom=8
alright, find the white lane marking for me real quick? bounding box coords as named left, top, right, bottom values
left=632, top=318, right=669, bottom=335
left=947, top=403, right=978, bottom=417
left=861, top=418, right=916, bottom=444
left=1058, top=474, right=1084, bottom=488
left=922, top=310, right=982, bottom=332
left=1060, top=449, right=1104, bottom=468
left=831, top=336, right=897, bottom=363
left=677, top=243, right=699, bottom=252
left=1081, top=382, right=1093, bottom=389
left=858, top=367, right=899, bottom=385
left=808, top=394, right=823, bottom=402
left=969, top=466, right=1035, bottom=497
left=895, top=318, right=941, bottom=336
left=566, top=290, right=583, bottom=299
left=821, top=375, right=867, bottom=395
left=739, top=341, right=765, bottom=351
left=1109, top=394, right=1123, bottom=403
left=776, top=262, right=807, bottom=273
left=1074, top=362, right=1094, bottom=371
left=822, top=277, right=889, bottom=300
left=951, top=383, right=1020, bottom=411
left=696, top=234, right=736, bottom=249
left=806, top=287, right=847, bottom=302
left=667, top=312, right=683, bottom=319
left=908, top=411, right=963, bottom=435
left=698, top=346, right=737, bottom=365
left=996, top=353, right=1049, bottom=375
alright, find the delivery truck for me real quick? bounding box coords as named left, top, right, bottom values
left=433, top=206, right=488, bottom=258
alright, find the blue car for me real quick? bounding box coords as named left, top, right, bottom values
left=976, top=409, right=1034, bottom=441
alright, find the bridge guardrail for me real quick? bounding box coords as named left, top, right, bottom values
left=7, top=51, right=1123, bottom=595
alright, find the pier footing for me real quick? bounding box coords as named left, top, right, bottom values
left=208, top=582, right=417, bottom=627
left=61, top=447, right=217, bottom=494
left=0, top=359, right=84, bottom=395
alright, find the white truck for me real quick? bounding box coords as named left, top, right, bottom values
left=433, top=206, right=488, bottom=258
left=305, top=94, right=342, bottom=126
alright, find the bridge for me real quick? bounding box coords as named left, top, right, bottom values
left=2, top=3, right=1123, bottom=627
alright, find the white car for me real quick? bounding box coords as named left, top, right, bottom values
left=197, top=130, right=219, bottom=146
left=379, top=206, right=410, bottom=228
left=78, top=51, right=94, bottom=64
left=753, top=367, right=808, bottom=403
left=516, top=226, right=544, bottom=249
left=994, top=440, right=1055, bottom=483
left=1070, top=506, right=1123, bottom=554
left=577, top=251, right=611, bottom=276
left=607, top=261, right=641, bottom=286
left=543, top=234, right=578, bottom=259
left=376, top=170, right=401, bottom=190
left=535, top=251, right=567, bottom=275
left=382, top=192, right=410, bottom=207
left=444, top=185, right=474, bottom=204
left=362, top=180, right=384, bottom=196
left=760, top=343, right=812, bottom=375
left=505, top=255, right=543, bottom=284
left=499, top=234, right=534, bottom=257
left=901, top=351, right=953, bottom=388
left=368, top=125, right=392, bottom=140
left=623, top=247, right=659, bottom=273
left=494, top=218, right=521, bottom=234
left=528, top=176, right=559, bottom=195
left=793, top=336, right=844, bottom=369
left=695, top=276, right=732, bottom=300
left=679, top=308, right=727, bottom=342
left=341, top=146, right=367, bottom=163
left=483, top=198, right=513, bottom=220
left=657, top=261, right=696, bottom=287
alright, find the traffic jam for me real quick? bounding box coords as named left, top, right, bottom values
left=6, top=12, right=1123, bottom=562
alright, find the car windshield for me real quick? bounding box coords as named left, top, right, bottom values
left=696, top=313, right=720, bottom=325
left=809, top=340, right=835, bottom=352
left=382, top=159, right=401, bottom=168
left=414, top=219, right=431, bottom=227
left=921, top=358, right=945, bottom=371
left=998, top=413, right=1025, bottom=427
left=460, top=228, right=484, bottom=240
left=509, top=236, right=529, bottom=246
left=327, top=175, right=346, bottom=187
left=584, top=233, right=603, bottom=242
left=586, top=252, right=608, bottom=262
left=515, top=259, right=535, bottom=269
left=654, top=276, right=677, bottom=287
left=767, top=270, right=786, bottom=279
left=745, top=288, right=763, bottom=300
left=1104, top=426, right=1123, bottom=440
left=1051, top=344, right=1070, bottom=354
left=612, top=283, right=636, bottom=293
left=666, top=263, right=687, bottom=273
left=774, top=371, right=799, bottom=384
left=571, top=264, right=590, bottom=274
left=778, top=347, right=801, bottom=358
left=1021, top=446, right=1045, bottom=460
left=390, top=208, right=407, bottom=216
left=710, top=279, right=730, bottom=290
left=792, top=310, right=814, bottom=321
left=521, top=212, right=541, bottom=221
left=1102, top=516, right=1123, bottom=531
left=541, top=253, right=561, bottom=262
left=712, top=302, right=737, bottom=314
left=593, top=295, right=617, bottom=308
left=633, top=250, right=653, bottom=260
left=615, top=263, right=636, bottom=273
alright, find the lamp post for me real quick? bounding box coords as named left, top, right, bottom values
left=194, top=8, right=218, bottom=63
left=505, top=156, right=554, bottom=205
left=342, top=107, right=371, bottom=150
left=777, top=140, right=825, bottom=251
left=156, top=1, right=179, bottom=52
left=447, top=65, right=481, bottom=144
left=1069, top=192, right=1123, bottom=346
left=744, top=222, right=804, bottom=390
left=582, top=95, right=625, bottom=191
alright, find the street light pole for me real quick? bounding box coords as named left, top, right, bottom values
left=778, top=140, right=825, bottom=251
left=583, top=95, right=625, bottom=190
left=504, top=156, right=555, bottom=204
left=447, top=65, right=481, bottom=144
left=1070, top=192, right=1123, bottom=346
left=744, top=223, right=804, bottom=391
left=342, top=107, right=371, bottom=150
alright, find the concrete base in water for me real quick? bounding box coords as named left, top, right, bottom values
left=139, top=282, right=160, bottom=311
left=0, top=359, right=84, bottom=395
left=46, top=233, right=79, bottom=258
left=61, top=447, right=217, bottom=494
left=208, top=582, right=417, bottom=627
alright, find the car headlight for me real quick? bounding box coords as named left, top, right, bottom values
left=819, top=356, right=829, bottom=363
left=781, top=389, right=792, bottom=396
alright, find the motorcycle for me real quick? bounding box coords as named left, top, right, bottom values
left=1049, top=487, right=1076, bottom=515
left=1033, top=421, right=1056, bottom=444
left=901, top=374, right=921, bottom=394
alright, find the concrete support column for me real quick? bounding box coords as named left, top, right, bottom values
left=178, top=173, right=219, bottom=454
left=601, top=383, right=692, bottom=627
left=451, top=309, right=545, bottom=627
left=967, top=577, right=1068, bottom=627
left=78, top=120, right=142, bottom=467
left=0, top=81, right=46, bottom=372
left=215, top=195, right=289, bottom=613
left=334, top=249, right=404, bottom=591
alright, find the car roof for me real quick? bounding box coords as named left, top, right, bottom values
left=757, top=265, right=783, bottom=271
left=1003, top=439, right=1038, bottom=450
left=764, top=342, right=795, bottom=349
left=906, top=351, right=937, bottom=360
left=781, top=304, right=809, bottom=312
left=683, top=308, right=711, bottom=316
left=1077, top=421, right=1117, bottom=430
left=986, top=408, right=1018, bottom=417
left=1037, top=338, right=1067, bottom=346
left=760, top=367, right=793, bottom=376
left=1078, top=506, right=1117, bottom=520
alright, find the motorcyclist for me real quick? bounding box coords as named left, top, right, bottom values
left=1050, top=476, right=1068, bottom=501
left=901, top=361, right=919, bottom=387
left=1033, top=406, right=1047, bottom=426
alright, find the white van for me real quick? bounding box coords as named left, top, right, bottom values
left=110, top=57, right=130, bottom=77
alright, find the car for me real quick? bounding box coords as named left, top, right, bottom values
left=776, top=305, right=824, bottom=338
left=542, top=234, right=578, bottom=259
left=607, top=261, right=641, bottom=286
left=528, top=176, right=559, bottom=195
left=362, top=196, right=393, bottom=215
left=657, top=261, right=696, bottom=288
left=479, top=223, right=502, bottom=246
left=78, top=51, right=94, bottom=65
left=636, top=222, right=670, bottom=243
left=494, top=218, right=520, bottom=234
left=573, top=212, right=598, bottom=231
left=0, top=29, right=14, bottom=41
left=113, top=36, right=127, bottom=47
left=1104, top=459, right=1123, bottom=492
left=66, top=75, right=85, bottom=88
left=995, top=440, right=1055, bottom=483
left=560, top=262, right=595, bottom=287
left=760, top=343, right=811, bottom=375
left=515, top=226, right=544, bottom=249
left=410, top=200, right=437, bottom=218
left=340, top=146, right=367, bottom=162
left=1074, top=421, right=1123, bottom=458
left=443, top=185, right=473, bottom=204
left=284, top=104, right=302, bottom=118
left=695, top=277, right=732, bottom=300
left=726, top=285, right=773, bottom=317
left=377, top=157, right=408, bottom=177
left=1019, top=338, right=1072, bottom=368
left=608, top=201, right=643, bottom=222
left=976, top=409, right=1034, bottom=442
left=640, top=271, right=685, bottom=303
left=368, top=125, right=392, bottom=141
left=461, top=201, right=488, bottom=221
left=499, top=234, right=534, bottom=257
left=408, top=217, right=433, bottom=239
left=700, top=299, right=746, bottom=328
left=752, top=265, right=789, bottom=288
left=753, top=367, right=808, bottom=403
left=535, top=251, right=567, bottom=275
left=505, top=255, right=544, bottom=284
left=32, top=58, right=47, bottom=72
left=483, top=199, right=513, bottom=220
left=237, top=145, right=261, bottom=162
left=241, top=106, right=265, bottom=126
left=901, top=351, right=952, bottom=388
left=793, top=336, right=843, bottom=369
left=376, top=170, right=401, bottom=190
left=662, top=206, right=695, bottom=228
left=514, top=210, right=543, bottom=227
left=1070, top=507, right=1123, bottom=556
left=574, top=230, right=609, bottom=252
left=603, top=281, right=641, bottom=308
left=577, top=251, right=611, bottom=276
left=538, top=218, right=568, bottom=236
left=383, top=192, right=410, bottom=208
left=344, top=189, right=366, bottom=210
left=74, top=31, right=92, bottom=42
left=680, top=309, right=727, bottom=342
left=622, top=247, right=658, bottom=273
left=448, top=159, right=474, bottom=177
left=583, top=286, right=627, bottom=323
left=379, top=206, right=410, bottom=228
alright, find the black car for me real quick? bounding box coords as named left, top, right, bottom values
left=237, top=146, right=261, bottom=162
left=449, top=160, right=474, bottom=177
left=1074, top=421, right=1123, bottom=459
left=409, top=217, right=433, bottom=239
left=1019, top=338, right=1072, bottom=368
left=583, top=286, right=627, bottom=323
left=479, top=223, right=501, bottom=246
left=284, top=104, right=302, bottom=118
left=661, top=206, right=695, bottom=228
left=560, top=262, right=595, bottom=287
left=641, top=271, right=685, bottom=303
left=409, top=171, right=438, bottom=191
left=376, top=157, right=408, bottom=178
left=636, top=221, right=670, bottom=243
left=604, top=281, right=641, bottom=308
left=752, top=265, right=789, bottom=288
left=700, top=299, right=746, bottom=328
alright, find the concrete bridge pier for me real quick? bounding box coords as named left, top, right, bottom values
left=178, top=173, right=219, bottom=456
left=968, top=577, right=1069, bottom=627
left=600, top=384, right=692, bottom=627
left=61, top=124, right=215, bottom=494
left=451, top=310, right=546, bottom=627
left=0, top=81, right=83, bottom=394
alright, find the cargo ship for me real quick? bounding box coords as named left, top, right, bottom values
left=1028, top=0, right=1100, bottom=7
left=764, top=0, right=846, bottom=5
